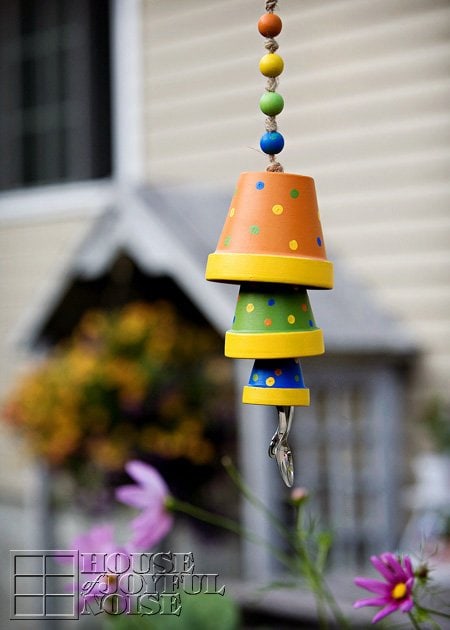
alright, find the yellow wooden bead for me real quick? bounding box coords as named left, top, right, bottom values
left=259, top=53, right=284, bottom=78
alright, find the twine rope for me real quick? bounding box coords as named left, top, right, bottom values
left=264, top=0, right=283, bottom=172
left=265, top=0, right=278, bottom=12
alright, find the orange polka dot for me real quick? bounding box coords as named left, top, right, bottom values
left=275, top=369, right=282, bottom=376
left=264, top=318, right=272, bottom=327
left=301, top=304, right=308, bottom=312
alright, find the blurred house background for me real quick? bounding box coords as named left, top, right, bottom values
left=0, top=0, right=449, bottom=626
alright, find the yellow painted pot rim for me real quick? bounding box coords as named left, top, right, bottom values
left=225, top=329, right=324, bottom=359
left=206, top=253, right=333, bottom=289
left=242, top=386, right=310, bottom=406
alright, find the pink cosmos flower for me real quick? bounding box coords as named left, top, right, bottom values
left=354, top=552, right=415, bottom=624
left=115, top=460, right=174, bottom=551
left=60, top=524, right=130, bottom=609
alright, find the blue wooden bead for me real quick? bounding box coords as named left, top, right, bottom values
left=260, top=131, right=285, bottom=154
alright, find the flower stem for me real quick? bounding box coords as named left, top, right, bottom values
left=293, top=504, right=349, bottom=629
left=408, top=611, right=423, bottom=629
left=169, top=497, right=296, bottom=572
left=222, top=457, right=294, bottom=547
left=421, top=606, right=450, bottom=620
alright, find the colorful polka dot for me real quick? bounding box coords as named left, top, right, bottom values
left=264, top=318, right=272, bottom=327
left=266, top=377, right=275, bottom=387
left=288, top=314, right=296, bottom=324
left=252, top=373, right=259, bottom=382
left=294, top=375, right=300, bottom=382
left=301, top=303, right=308, bottom=312
left=256, top=181, right=265, bottom=190
left=317, top=236, right=322, bottom=246
left=275, top=369, right=282, bottom=376
left=309, top=319, right=314, bottom=327
left=249, top=225, right=260, bottom=235
left=224, top=236, right=231, bottom=247
left=267, top=298, right=276, bottom=306
left=246, top=303, right=255, bottom=313
left=290, top=189, right=299, bottom=199
left=289, top=240, right=298, bottom=250
left=229, top=207, right=235, bottom=217
left=272, top=204, right=284, bottom=215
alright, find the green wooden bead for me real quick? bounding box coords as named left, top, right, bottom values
left=259, top=92, right=284, bottom=116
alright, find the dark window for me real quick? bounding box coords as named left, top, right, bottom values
left=0, top=0, right=111, bottom=190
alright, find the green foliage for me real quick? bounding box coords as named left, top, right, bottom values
left=105, top=591, right=240, bottom=630
left=424, top=398, right=450, bottom=452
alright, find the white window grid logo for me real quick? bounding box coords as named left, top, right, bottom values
left=10, top=550, right=79, bottom=620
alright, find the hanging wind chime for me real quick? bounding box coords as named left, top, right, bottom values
left=205, top=1, right=333, bottom=487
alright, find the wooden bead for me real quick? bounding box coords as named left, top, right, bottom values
left=258, top=13, right=282, bottom=38
left=260, top=131, right=285, bottom=155
left=259, top=53, right=284, bottom=78
left=260, top=92, right=284, bottom=116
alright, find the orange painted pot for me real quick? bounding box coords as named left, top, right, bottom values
left=206, top=171, right=333, bottom=289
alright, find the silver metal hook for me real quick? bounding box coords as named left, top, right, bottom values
left=268, top=406, right=295, bottom=487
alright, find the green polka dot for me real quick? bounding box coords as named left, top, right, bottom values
left=249, top=225, right=260, bottom=235
left=252, top=373, right=259, bottom=382
left=290, top=189, right=299, bottom=198
left=224, top=236, right=231, bottom=247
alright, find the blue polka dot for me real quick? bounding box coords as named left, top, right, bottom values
left=256, top=181, right=265, bottom=190
left=267, top=298, right=276, bottom=306
left=309, top=319, right=314, bottom=327
left=317, top=237, right=322, bottom=246
left=233, top=315, right=236, bottom=323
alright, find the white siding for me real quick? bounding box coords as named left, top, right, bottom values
left=0, top=218, right=91, bottom=393
left=142, top=0, right=450, bottom=399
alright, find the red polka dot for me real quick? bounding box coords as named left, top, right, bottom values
left=275, top=369, right=282, bottom=376
left=264, top=318, right=272, bottom=327
left=301, top=303, right=308, bottom=312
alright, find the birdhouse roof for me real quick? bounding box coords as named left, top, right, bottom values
left=16, top=182, right=416, bottom=357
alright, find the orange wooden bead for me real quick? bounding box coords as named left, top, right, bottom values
left=258, top=13, right=282, bottom=38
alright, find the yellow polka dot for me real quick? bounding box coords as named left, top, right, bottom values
left=272, top=204, right=284, bottom=215
left=288, top=314, right=296, bottom=324
left=229, top=207, right=235, bottom=217
left=265, top=377, right=275, bottom=387
left=289, top=240, right=298, bottom=250
left=246, top=303, right=255, bottom=313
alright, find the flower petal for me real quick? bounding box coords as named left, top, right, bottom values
left=381, top=553, right=405, bottom=582
left=129, top=509, right=173, bottom=551
left=370, top=555, right=396, bottom=583
left=124, top=460, right=169, bottom=499
left=354, top=577, right=390, bottom=595
left=372, top=602, right=399, bottom=624
left=116, top=485, right=149, bottom=509
left=399, top=599, right=414, bottom=613
left=354, top=596, right=391, bottom=609
left=403, top=556, right=414, bottom=579
left=72, top=524, right=115, bottom=554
